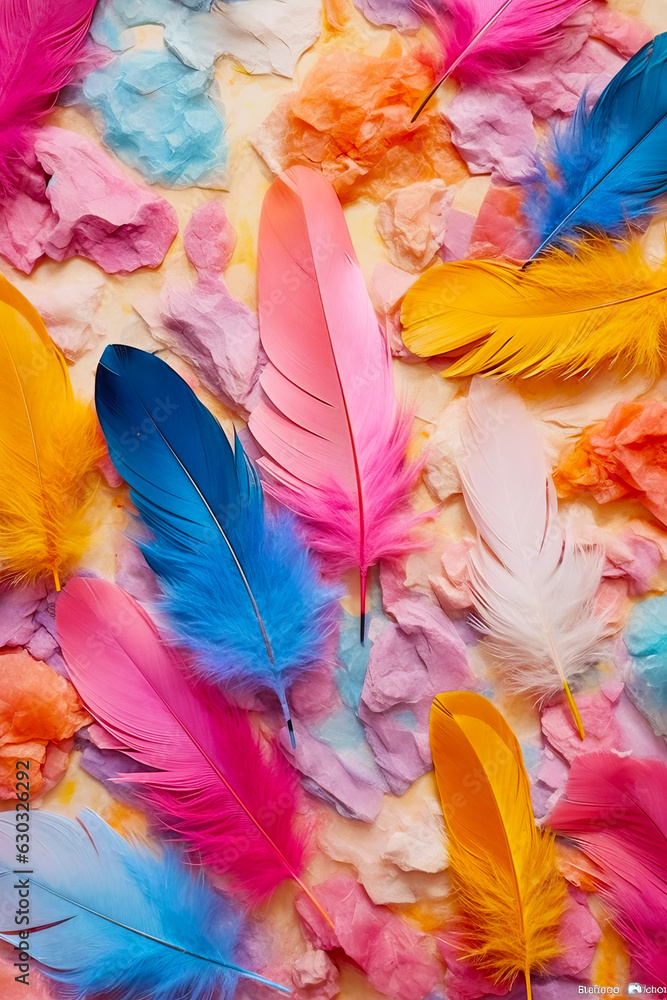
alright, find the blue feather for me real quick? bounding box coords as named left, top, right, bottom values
left=0, top=810, right=289, bottom=998
left=95, top=345, right=338, bottom=747
left=526, top=33, right=667, bottom=258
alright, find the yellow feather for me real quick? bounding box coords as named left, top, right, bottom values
left=401, top=238, right=667, bottom=379
left=430, top=692, right=567, bottom=997
left=0, top=274, right=104, bottom=588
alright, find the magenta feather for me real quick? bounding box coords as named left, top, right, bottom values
left=248, top=166, right=420, bottom=637
left=0, top=0, right=97, bottom=198
left=56, top=577, right=318, bottom=911
left=547, top=752, right=667, bottom=986
left=411, top=0, right=587, bottom=119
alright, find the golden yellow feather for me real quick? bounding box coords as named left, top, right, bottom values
left=401, top=238, right=667, bottom=379
left=0, top=274, right=104, bottom=588
left=430, top=692, right=567, bottom=998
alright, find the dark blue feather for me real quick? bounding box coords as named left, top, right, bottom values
left=526, top=33, right=667, bottom=258
left=0, top=810, right=289, bottom=998
left=95, top=345, right=338, bottom=746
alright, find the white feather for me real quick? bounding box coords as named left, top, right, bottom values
left=459, top=378, right=607, bottom=733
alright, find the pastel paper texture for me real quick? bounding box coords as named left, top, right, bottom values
left=624, top=595, right=667, bottom=737
left=0, top=127, right=177, bottom=273
left=82, top=49, right=228, bottom=186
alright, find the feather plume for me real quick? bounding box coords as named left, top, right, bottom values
left=430, top=691, right=567, bottom=996
left=547, top=752, right=667, bottom=986
left=459, top=378, right=607, bottom=738
left=248, top=166, right=420, bottom=641
left=56, top=576, right=325, bottom=916
left=401, top=238, right=667, bottom=379
left=0, top=0, right=96, bottom=199
left=95, top=344, right=338, bottom=744
left=525, top=33, right=667, bottom=258
left=0, top=809, right=289, bottom=997
left=0, top=274, right=103, bottom=590
left=410, top=0, right=586, bottom=120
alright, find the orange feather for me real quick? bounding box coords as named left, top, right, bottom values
left=0, top=274, right=104, bottom=589
left=430, top=692, right=567, bottom=998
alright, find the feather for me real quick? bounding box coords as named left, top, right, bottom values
left=400, top=237, right=667, bottom=379
left=410, top=0, right=586, bottom=120
left=525, top=33, right=667, bottom=258
left=459, top=378, right=607, bottom=738
left=95, top=344, right=338, bottom=745
left=430, top=691, right=567, bottom=996
left=55, top=576, right=328, bottom=919
left=0, top=0, right=96, bottom=199
left=0, top=274, right=103, bottom=590
left=248, top=166, right=420, bottom=641
left=0, top=808, right=289, bottom=998
left=547, top=752, right=667, bottom=987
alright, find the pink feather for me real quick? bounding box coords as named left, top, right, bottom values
left=0, top=0, right=97, bottom=198
left=547, top=752, right=667, bottom=986
left=56, top=577, right=316, bottom=911
left=410, top=0, right=587, bottom=119
left=248, top=166, right=420, bottom=634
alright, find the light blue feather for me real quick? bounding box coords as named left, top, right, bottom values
left=526, top=33, right=667, bottom=258
left=95, top=345, right=338, bottom=745
left=0, top=810, right=289, bottom=998
left=624, top=594, right=667, bottom=738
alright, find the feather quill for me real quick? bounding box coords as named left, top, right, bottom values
left=410, top=0, right=586, bottom=120
left=459, top=378, right=607, bottom=738
left=400, top=238, right=667, bottom=379
left=0, top=809, right=289, bottom=998
left=248, top=166, right=420, bottom=641
left=547, top=752, right=667, bottom=987
left=0, top=274, right=103, bottom=590
left=95, top=344, right=337, bottom=744
left=0, top=0, right=96, bottom=199
left=526, top=33, right=667, bottom=258
left=430, top=691, right=567, bottom=997
left=56, top=576, right=327, bottom=918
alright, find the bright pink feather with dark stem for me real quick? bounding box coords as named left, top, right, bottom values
left=410, top=0, right=588, bottom=120
left=0, top=0, right=97, bottom=198
left=547, top=752, right=667, bottom=986
left=249, top=166, right=421, bottom=641
left=56, top=577, right=323, bottom=914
